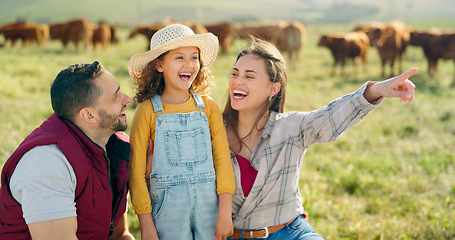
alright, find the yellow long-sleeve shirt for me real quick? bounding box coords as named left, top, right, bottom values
left=129, top=94, right=235, bottom=215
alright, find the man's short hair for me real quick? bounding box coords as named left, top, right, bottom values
left=51, top=61, right=104, bottom=121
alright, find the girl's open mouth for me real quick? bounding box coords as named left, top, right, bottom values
left=179, top=73, right=192, bottom=81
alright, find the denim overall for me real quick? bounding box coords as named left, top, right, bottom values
left=149, top=92, right=218, bottom=240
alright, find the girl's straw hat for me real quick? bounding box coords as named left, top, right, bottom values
left=128, top=24, right=219, bottom=81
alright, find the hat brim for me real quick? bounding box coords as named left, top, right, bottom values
left=128, top=33, right=219, bottom=82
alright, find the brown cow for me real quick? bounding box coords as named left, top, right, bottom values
left=129, top=22, right=208, bottom=50
left=0, top=21, right=39, bottom=46
left=110, top=24, right=119, bottom=44
left=37, top=24, right=50, bottom=45
left=410, top=30, right=455, bottom=87
left=49, top=18, right=94, bottom=49
left=233, top=21, right=288, bottom=42
left=377, top=21, right=410, bottom=77
left=1, top=27, right=40, bottom=46
left=234, top=21, right=306, bottom=70
left=272, top=21, right=307, bottom=70
left=187, top=22, right=208, bottom=34
left=318, top=31, right=370, bottom=75
left=356, top=21, right=409, bottom=77
left=129, top=24, right=162, bottom=40
left=205, top=22, right=233, bottom=54
left=92, top=22, right=112, bottom=49
left=352, top=21, right=386, bottom=46
left=0, top=22, right=47, bottom=47
left=129, top=24, right=163, bottom=49
left=1, top=21, right=35, bottom=31
left=164, top=20, right=235, bottom=54
left=162, top=19, right=208, bottom=34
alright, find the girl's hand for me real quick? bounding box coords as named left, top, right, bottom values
left=138, top=213, right=160, bottom=240
left=141, top=228, right=160, bottom=240
left=214, top=193, right=233, bottom=240
left=214, top=214, right=233, bottom=240
left=364, top=67, right=418, bottom=104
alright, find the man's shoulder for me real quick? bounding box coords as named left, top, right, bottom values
left=16, top=144, right=73, bottom=174
left=11, top=144, right=76, bottom=198
left=23, top=144, right=65, bottom=160
left=10, top=145, right=78, bottom=224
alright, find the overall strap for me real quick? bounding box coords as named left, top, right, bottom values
left=151, top=94, right=164, bottom=113
left=191, top=92, right=205, bottom=109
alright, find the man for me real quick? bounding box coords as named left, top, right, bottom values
left=0, top=61, right=135, bottom=239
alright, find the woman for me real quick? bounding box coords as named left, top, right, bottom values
left=222, top=37, right=416, bottom=239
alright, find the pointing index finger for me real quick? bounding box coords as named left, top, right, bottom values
left=399, top=67, right=419, bottom=80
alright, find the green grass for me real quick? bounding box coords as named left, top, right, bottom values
left=1, top=20, right=454, bottom=239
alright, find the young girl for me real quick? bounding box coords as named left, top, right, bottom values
left=223, top=37, right=416, bottom=239
left=128, top=24, right=235, bottom=240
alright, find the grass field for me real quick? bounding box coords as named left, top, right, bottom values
left=0, top=20, right=454, bottom=239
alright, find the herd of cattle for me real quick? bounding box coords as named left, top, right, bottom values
left=322, top=21, right=454, bottom=85
left=1, top=18, right=454, bottom=85
left=0, top=18, right=117, bottom=49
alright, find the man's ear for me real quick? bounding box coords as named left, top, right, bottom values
left=79, top=108, right=96, bottom=123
